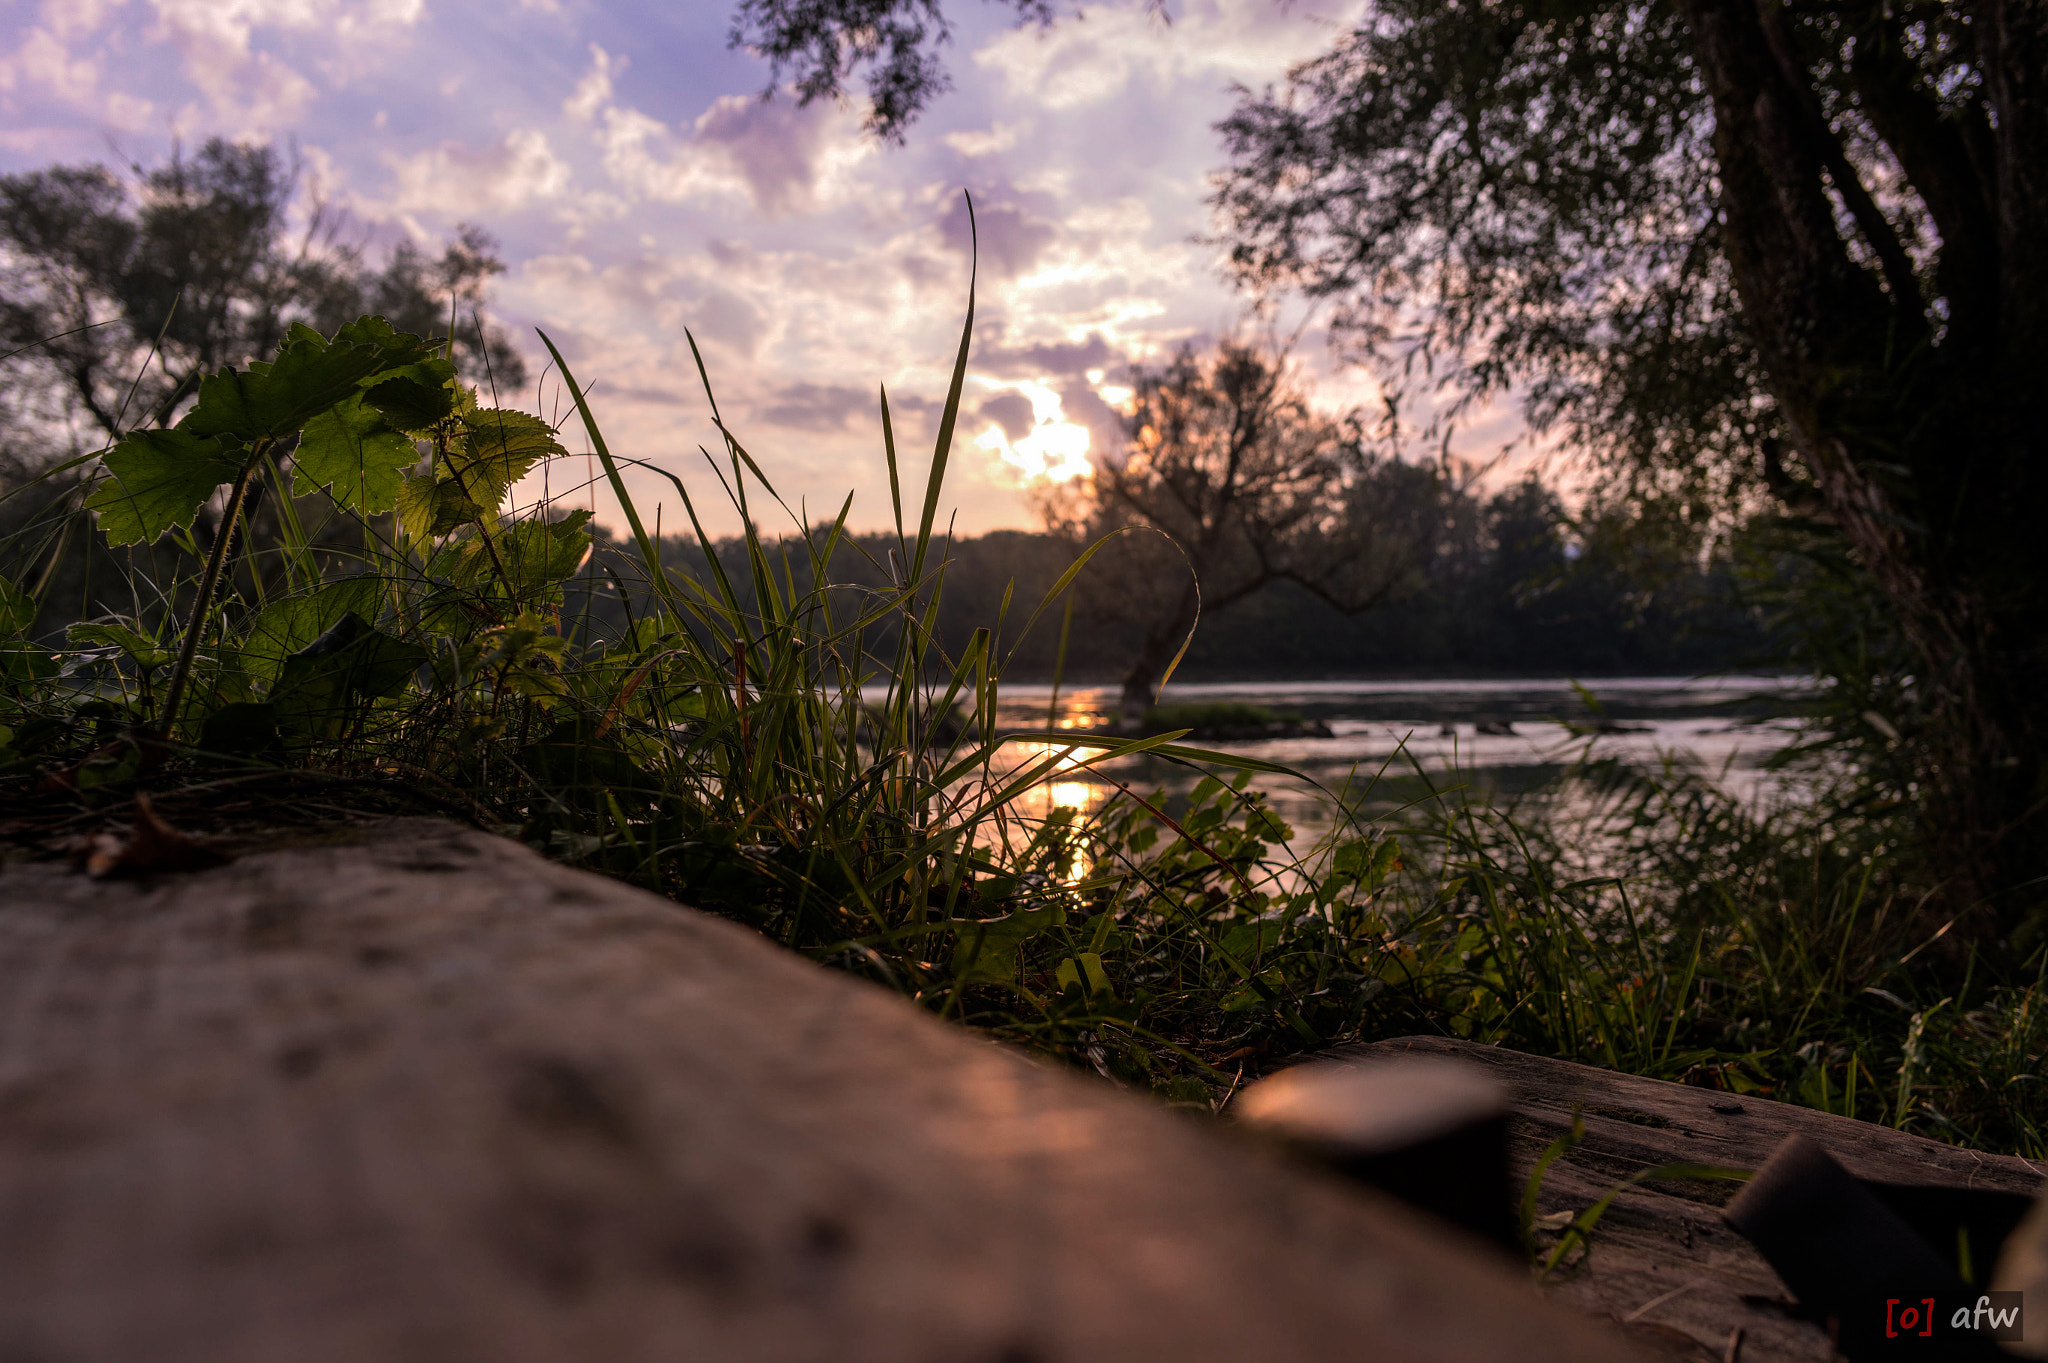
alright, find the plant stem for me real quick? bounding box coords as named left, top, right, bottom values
left=159, top=441, right=266, bottom=737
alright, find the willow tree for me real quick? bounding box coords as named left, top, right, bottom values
left=1211, top=1, right=2048, bottom=928
left=1045, top=342, right=1434, bottom=723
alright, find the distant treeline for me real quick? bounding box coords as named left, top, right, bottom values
left=572, top=478, right=1775, bottom=681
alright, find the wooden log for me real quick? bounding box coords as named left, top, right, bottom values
left=0, top=820, right=1644, bottom=1363
left=1336, top=1037, right=2048, bottom=1363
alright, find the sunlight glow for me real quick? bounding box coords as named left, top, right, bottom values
left=973, top=378, right=1094, bottom=483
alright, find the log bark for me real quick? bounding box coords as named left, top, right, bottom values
left=1338, top=1036, right=2047, bottom=1363
left=0, top=820, right=1645, bottom=1363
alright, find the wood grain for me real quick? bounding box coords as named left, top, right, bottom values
left=1336, top=1037, right=2048, bottom=1363
left=0, top=820, right=1645, bottom=1363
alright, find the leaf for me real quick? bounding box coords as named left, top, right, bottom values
left=439, top=510, right=594, bottom=595
left=332, top=315, right=436, bottom=356
left=241, top=576, right=386, bottom=682
left=182, top=321, right=436, bottom=443
left=949, top=900, right=1067, bottom=985
left=293, top=393, right=420, bottom=514
left=0, top=575, right=33, bottom=635
left=361, top=359, right=458, bottom=433
left=67, top=621, right=174, bottom=671
left=86, top=793, right=230, bottom=878
left=452, top=409, right=566, bottom=505
left=271, top=611, right=429, bottom=738
left=501, top=510, right=595, bottom=588
left=396, top=471, right=484, bottom=541
left=85, top=428, right=244, bottom=545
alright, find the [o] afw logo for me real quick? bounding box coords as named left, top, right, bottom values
left=1884, top=1292, right=2023, bottom=1343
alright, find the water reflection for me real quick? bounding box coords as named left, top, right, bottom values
left=985, top=676, right=1811, bottom=839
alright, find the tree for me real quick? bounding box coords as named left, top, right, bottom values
left=0, top=139, right=526, bottom=450
left=1046, top=341, right=1435, bottom=722
left=1204, top=1, right=2048, bottom=928
left=729, top=0, right=1064, bottom=141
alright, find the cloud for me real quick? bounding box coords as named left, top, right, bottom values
left=380, top=128, right=570, bottom=215
left=943, top=120, right=1024, bottom=157
left=562, top=43, right=616, bottom=123
left=976, top=391, right=1034, bottom=442
left=974, top=327, right=1117, bottom=380
left=580, top=74, right=868, bottom=217
left=0, top=0, right=1399, bottom=537
left=753, top=382, right=879, bottom=433
left=939, top=194, right=1056, bottom=279
left=974, top=1, right=1365, bottom=105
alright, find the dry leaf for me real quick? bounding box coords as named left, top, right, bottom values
left=86, top=794, right=231, bottom=878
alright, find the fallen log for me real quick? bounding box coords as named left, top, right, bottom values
left=1335, top=1037, right=2047, bottom=1362
left=0, top=819, right=1643, bottom=1363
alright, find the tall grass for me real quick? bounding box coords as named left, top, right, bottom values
left=1, top=234, right=2042, bottom=1155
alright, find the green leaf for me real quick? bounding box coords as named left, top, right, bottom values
left=241, top=576, right=386, bottom=682
left=452, top=409, right=566, bottom=505
left=332, top=315, right=437, bottom=358
left=293, top=393, right=420, bottom=514
left=85, top=428, right=244, bottom=545
left=271, top=611, right=428, bottom=738
left=362, top=359, right=458, bottom=433
left=949, top=900, right=1067, bottom=985
left=67, top=620, right=173, bottom=671
left=501, top=510, right=595, bottom=589
left=439, top=510, right=595, bottom=595
left=183, top=323, right=435, bottom=444
left=397, top=471, right=484, bottom=541
left=0, top=576, right=33, bottom=636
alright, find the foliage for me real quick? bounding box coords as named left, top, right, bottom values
left=0, top=140, right=525, bottom=450
left=2, top=245, right=2038, bottom=1163
left=1213, top=0, right=2048, bottom=927
left=1042, top=340, right=1448, bottom=717
left=566, top=483, right=1767, bottom=686
left=728, top=0, right=1062, bottom=141
left=1212, top=0, right=1756, bottom=499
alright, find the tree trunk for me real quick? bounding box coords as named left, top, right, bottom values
left=1679, top=0, right=2048, bottom=930
left=1118, top=580, right=1201, bottom=728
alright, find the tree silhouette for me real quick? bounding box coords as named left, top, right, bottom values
left=0, top=140, right=525, bottom=450
left=1045, top=341, right=1436, bottom=722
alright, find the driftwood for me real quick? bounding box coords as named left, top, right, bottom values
left=1336, top=1037, right=2047, bottom=1362
left=0, top=819, right=1645, bottom=1363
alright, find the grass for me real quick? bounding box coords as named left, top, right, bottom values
left=1, top=243, right=2043, bottom=1159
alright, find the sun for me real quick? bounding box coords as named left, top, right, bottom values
left=971, top=378, right=1093, bottom=483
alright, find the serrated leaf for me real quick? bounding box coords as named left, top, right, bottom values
left=294, top=393, right=420, bottom=514
left=85, top=428, right=245, bottom=545
left=500, top=510, right=595, bottom=590
left=396, top=471, right=484, bottom=541
left=241, top=576, right=386, bottom=682
left=362, top=359, right=458, bottom=433
left=182, top=320, right=437, bottom=444
left=453, top=409, right=565, bottom=506
left=0, top=576, right=33, bottom=636
left=333, top=315, right=435, bottom=358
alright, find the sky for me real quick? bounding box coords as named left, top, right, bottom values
left=0, top=0, right=1532, bottom=538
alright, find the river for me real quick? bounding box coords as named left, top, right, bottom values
left=981, top=675, right=1815, bottom=839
